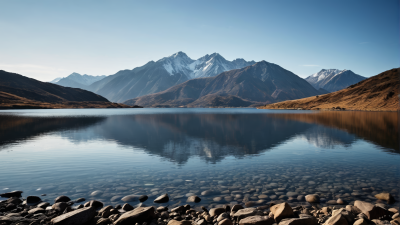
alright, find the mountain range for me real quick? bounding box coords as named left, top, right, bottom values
left=51, top=73, right=107, bottom=90
left=84, top=52, right=256, bottom=102
left=124, top=61, right=322, bottom=107
left=259, top=68, right=399, bottom=111
left=306, top=69, right=366, bottom=92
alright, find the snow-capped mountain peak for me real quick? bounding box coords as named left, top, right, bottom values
left=306, top=69, right=365, bottom=92
left=159, top=51, right=255, bottom=79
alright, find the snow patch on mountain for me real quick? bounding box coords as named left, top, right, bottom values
left=159, top=52, right=255, bottom=79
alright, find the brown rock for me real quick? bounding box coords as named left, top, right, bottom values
left=231, top=204, right=244, bottom=212
left=391, top=217, right=400, bottom=225
left=239, top=215, right=274, bottom=225
left=154, top=194, right=169, bottom=203
left=353, top=218, right=372, bottom=225
left=52, top=202, right=68, bottom=212
left=345, top=205, right=362, bottom=215
left=98, top=205, right=113, bottom=218
left=122, top=203, right=134, bottom=211
left=54, top=195, right=71, bottom=203
left=219, top=218, right=233, bottom=225
left=233, top=208, right=257, bottom=220
left=305, top=194, right=320, bottom=203
left=354, top=200, right=391, bottom=220
left=97, top=218, right=111, bottom=225
left=28, top=207, right=45, bottom=214
left=210, top=208, right=226, bottom=217
left=84, top=200, right=104, bottom=208
left=113, top=206, right=155, bottom=225
left=375, top=193, right=395, bottom=203
left=51, top=206, right=97, bottom=225
left=278, top=217, right=318, bottom=225
left=168, top=220, right=192, bottom=225
left=187, top=195, right=201, bottom=203
left=323, top=213, right=349, bottom=225
left=269, top=202, right=294, bottom=222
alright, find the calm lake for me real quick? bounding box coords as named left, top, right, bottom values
left=0, top=108, right=399, bottom=209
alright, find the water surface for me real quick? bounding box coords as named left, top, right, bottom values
left=0, top=109, right=398, bottom=209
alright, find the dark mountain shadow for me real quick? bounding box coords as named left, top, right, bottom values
left=0, top=116, right=106, bottom=149
left=267, top=111, right=399, bottom=154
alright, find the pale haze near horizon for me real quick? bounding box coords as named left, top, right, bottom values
left=0, top=0, right=398, bottom=81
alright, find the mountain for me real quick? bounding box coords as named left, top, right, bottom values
left=259, top=68, right=399, bottom=111
left=52, top=72, right=107, bottom=90
left=87, top=52, right=256, bottom=102
left=306, top=69, right=366, bottom=92
left=123, top=61, right=322, bottom=107
left=0, top=70, right=133, bottom=109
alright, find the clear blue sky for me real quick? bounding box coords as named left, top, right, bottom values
left=0, top=0, right=399, bottom=81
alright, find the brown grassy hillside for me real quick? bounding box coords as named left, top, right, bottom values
left=258, top=68, right=399, bottom=111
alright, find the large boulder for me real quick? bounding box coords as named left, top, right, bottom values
left=239, top=215, right=274, bottom=225
left=305, top=194, right=320, bottom=203
left=51, top=206, right=97, bottom=225
left=113, top=206, right=155, bottom=225
left=323, top=213, right=348, bottom=225
left=270, top=202, right=294, bottom=222
left=279, top=217, right=318, bottom=225
left=154, top=194, right=169, bottom=203
left=354, top=200, right=391, bottom=220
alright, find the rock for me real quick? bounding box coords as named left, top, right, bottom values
left=353, top=218, right=373, bottom=225
left=55, top=195, right=71, bottom=203
left=346, top=205, right=362, bottom=215
left=393, top=213, right=399, bottom=219
left=201, top=190, right=214, bottom=196
left=332, top=208, right=355, bottom=224
left=187, top=195, right=201, bottom=203
left=37, top=202, right=50, bottom=208
left=168, top=220, right=193, bottom=225
left=372, top=219, right=391, bottom=225
left=98, top=205, right=113, bottom=218
left=337, top=199, right=345, bottom=205
left=6, top=197, right=22, bottom=205
left=28, top=207, right=45, bottom=214
left=217, top=213, right=229, bottom=222
left=26, top=196, right=41, bottom=204
left=84, top=200, right=104, bottom=208
left=139, top=195, right=148, bottom=202
left=323, top=213, right=348, bottom=225
left=270, top=202, right=294, bottom=222
left=391, top=218, right=400, bottom=225
left=52, top=202, right=68, bottom=212
left=0, top=190, right=23, bottom=198
left=245, top=201, right=256, bottom=207
left=219, top=218, right=233, bottom=225
left=327, top=200, right=337, bottom=205
left=121, top=195, right=139, bottom=202
left=154, top=194, right=169, bottom=203
left=51, top=206, right=97, bottom=225
left=122, top=203, right=134, bottom=211
left=389, top=209, right=399, bottom=214
left=90, top=191, right=102, bottom=196
left=297, top=195, right=305, bottom=201
left=231, top=204, right=244, bottom=212
left=305, top=194, right=320, bottom=203
left=97, top=218, right=111, bottom=225
left=375, top=193, right=395, bottom=203
left=354, top=200, right=391, bottom=220
left=210, top=208, right=226, bottom=217
left=114, top=206, right=156, bottom=225
left=75, top=198, right=85, bottom=203
left=279, top=217, right=318, bottom=225
left=233, top=208, right=257, bottom=220
left=239, top=215, right=274, bottom=225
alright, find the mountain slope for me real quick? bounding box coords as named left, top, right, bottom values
left=123, top=61, right=321, bottom=107
left=306, top=69, right=366, bottom=92
left=259, top=68, right=399, bottom=111
left=87, top=52, right=256, bottom=102
left=53, top=72, right=107, bottom=90
left=0, top=70, right=136, bottom=109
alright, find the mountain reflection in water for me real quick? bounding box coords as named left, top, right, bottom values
left=0, top=110, right=397, bottom=164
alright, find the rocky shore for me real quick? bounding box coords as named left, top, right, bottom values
left=0, top=190, right=399, bottom=225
